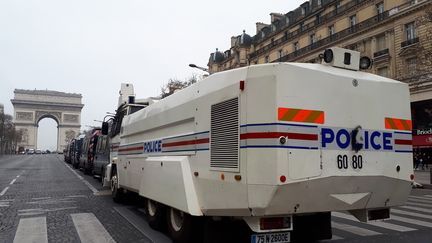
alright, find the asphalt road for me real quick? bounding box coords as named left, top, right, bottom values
left=1, top=154, right=432, bottom=243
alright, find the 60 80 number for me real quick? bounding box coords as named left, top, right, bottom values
left=337, top=155, right=363, bottom=169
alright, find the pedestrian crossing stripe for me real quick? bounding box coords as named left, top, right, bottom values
left=9, top=194, right=432, bottom=243
left=13, top=213, right=116, bottom=243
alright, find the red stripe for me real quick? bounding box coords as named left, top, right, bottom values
left=395, top=139, right=412, bottom=145
left=163, top=138, right=209, bottom=148
left=240, top=132, right=318, bottom=141
left=119, top=146, right=143, bottom=152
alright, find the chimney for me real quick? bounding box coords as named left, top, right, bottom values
left=256, top=22, right=269, bottom=34
left=270, top=13, right=284, bottom=23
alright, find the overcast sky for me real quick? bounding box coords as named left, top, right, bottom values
left=0, top=0, right=304, bottom=150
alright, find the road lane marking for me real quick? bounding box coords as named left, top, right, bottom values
left=332, top=222, right=381, bottom=236
left=71, top=213, right=116, bottom=243
left=332, top=212, right=416, bottom=232
left=392, top=208, right=432, bottom=220
left=406, top=201, right=432, bottom=208
left=391, top=215, right=432, bottom=228
left=407, top=198, right=432, bottom=204
left=0, top=187, right=10, bottom=196
left=64, top=164, right=98, bottom=194
left=28, top=198, right=75, bottom=204
left=9, top=179, right=17, bottom=185
left=32, top=197, right=51, bottom=200
left=400, top=205, right=432, bottom=213
left=13, top=217, right=48, bottom=243
left=409, top=195, right=432, bottom=201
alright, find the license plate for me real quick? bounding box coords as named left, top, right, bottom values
left=251, top=232, right=290, bottom=243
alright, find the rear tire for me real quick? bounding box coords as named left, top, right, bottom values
left=145, top=199, right=165, bottom=230
left=111, top=169, right=124, bottom=203
left=166, top=207, right=199, bottom=243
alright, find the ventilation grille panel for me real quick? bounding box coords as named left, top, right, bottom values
left=210, top=97, right=239, bottom=171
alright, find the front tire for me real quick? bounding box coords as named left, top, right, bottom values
left=166, top=207, right=196, bottom=243
left=145, top=199, right=165, bottom=230
left=111, top=169, right=124, bottom=203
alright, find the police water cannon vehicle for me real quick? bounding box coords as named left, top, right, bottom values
left=102, top=47, right=413, bottom=243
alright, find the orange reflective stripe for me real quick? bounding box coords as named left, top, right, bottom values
left=385, top=117, right=412, bottom=131
left=278, top=108, right=324, bottom=124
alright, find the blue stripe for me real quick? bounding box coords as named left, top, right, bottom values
left=240, top=122, right=318, bottom=128
left=240, top=145, right=319, bottom=150
left=394, top=150, right=412, bottom=153
left=394, top=131, right=412, bottom=135
left=164, top=131, right=209, bottom=140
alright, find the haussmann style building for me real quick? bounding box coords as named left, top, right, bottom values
left=208, top=0, right=432, bottom=162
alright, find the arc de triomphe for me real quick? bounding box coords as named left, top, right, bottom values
left=11, top=89, right=84, bottom=152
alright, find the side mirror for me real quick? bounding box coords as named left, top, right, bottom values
left=101, top=122, right=109, bottom=135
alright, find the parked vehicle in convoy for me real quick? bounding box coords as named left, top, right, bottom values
left=79, top=129, right=101, bottom=174
left=103, top=48, right=414, bottom=243
left=64, top=140, right=75, bottom=163
left=92, top=134, right=110, bottom=178
left=27, top=149, right=35, bottom=155
left=71, top=135, right=85, bottom=169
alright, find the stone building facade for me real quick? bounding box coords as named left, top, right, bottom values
left=208, top=0, right=432, bottom=150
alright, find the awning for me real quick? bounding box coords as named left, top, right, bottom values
left=413, top=134, right=432, bottom=148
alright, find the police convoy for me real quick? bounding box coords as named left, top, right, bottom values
left=65, top=47, right=414, bottom=243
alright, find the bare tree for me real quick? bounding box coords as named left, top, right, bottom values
left=160, top=74, right=199, bottom=98
left=0, top=113, right=22, bottom=154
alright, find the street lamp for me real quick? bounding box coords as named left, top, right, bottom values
left=189, top=64, right=209, bottom=73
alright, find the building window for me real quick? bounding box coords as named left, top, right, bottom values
left=349, top=15, right=357, bottom=27
left=278, top=49, right=283, bottom=59
left=376, top=34, right=386, bottom=51
left=301, top=6, right=307, bottom=15
left=294, top=42, right=300, bottom=51
left=316, top=14, right=322, bottom=24
left=376, top=2, right=384, bottom=14
left=299, top=22, right=304, bottom=31
left=284, top=31, right=288, bottom=40
left=405, top=22, right=416, bottom=41
left=317, top=0, right=322, bottom=6
left=328, top=25, right=335, bottom=36
left=335, top=2, right=341, bottom=13
left=377, top=66, right=389, bottom=77
left=406, top=57, right=417, bottom=75
left=265, top=56, right=269, bottom=63
left=310, top=33, right=316, bottom=45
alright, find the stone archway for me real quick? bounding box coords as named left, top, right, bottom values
left=11, top=89, right=84, bottom=152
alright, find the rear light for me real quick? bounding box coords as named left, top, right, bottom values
left=239, top=80, right=245, bottom=91
left=260, top=217, right=291, bottom=230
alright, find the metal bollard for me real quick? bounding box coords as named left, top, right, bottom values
left=430, top=168, right=432, bottom=185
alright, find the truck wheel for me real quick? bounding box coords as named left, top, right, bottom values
left=167, top=207, right=195, bottom=243
left=111, top=170, right=124, bottom=203
left=145, top=199, right=165, bottom=230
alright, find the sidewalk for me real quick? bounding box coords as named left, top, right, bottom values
left=414, top=169, right=432, bottom=189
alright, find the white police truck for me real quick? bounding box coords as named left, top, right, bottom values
left=103, top=47, right=413, bottom=243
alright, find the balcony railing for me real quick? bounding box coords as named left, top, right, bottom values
left=249, top=0, right=371, bottom=59
left=401, top=37, right=419, bottom=48
left=249, top=0, right=424, bottom=62
left=276, top=11, right=391, bottom=62
left=374, top=48, right=389, bottom=58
